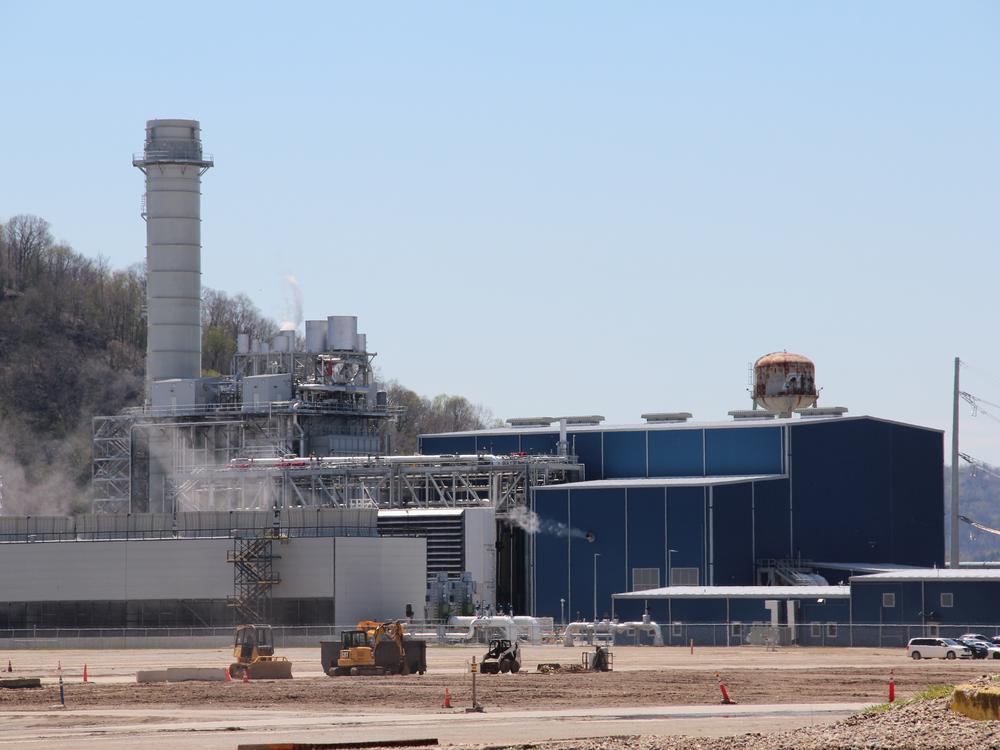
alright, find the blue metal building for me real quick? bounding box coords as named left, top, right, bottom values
left=849, top=569, right=1000, bottom=638
left=420, top=415, right=943, bottom=620
left=612, top=585, right=852, bottom=646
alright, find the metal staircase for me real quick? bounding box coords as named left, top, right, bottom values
left=227, top=528, right=286, bottom=623
left=756, top=558, right=829, bottom=587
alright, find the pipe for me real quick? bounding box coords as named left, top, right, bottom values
left=227, top=454, right=502, bottom=469
left=562, top=619, right=663, bottom=647
left=442, top=615, right=549, bottom=644
left=445, top=616, right=518, bottom=643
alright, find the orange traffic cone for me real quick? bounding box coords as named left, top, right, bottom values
left=83, top=664, right=89, bottom=683
left=242, top=668, right=249, bottom=683
left=442, top=687, right=452, bottom=708
left=225, top=666, right=232, bottom=682
left=716, top=672, right=735, bottom=705
left=888, top=669, right=895, bottom=703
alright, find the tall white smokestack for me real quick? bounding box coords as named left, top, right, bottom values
left=133, top=119, right=213, bottom=399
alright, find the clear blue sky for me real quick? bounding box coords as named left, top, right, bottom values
left=2, top=2, right=999, bottom=462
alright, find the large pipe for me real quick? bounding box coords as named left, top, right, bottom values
left=459, top=616, right=515, bottom=642
left=134, top=119, right=213, bottom=399
left=561, top=619, right=663, bottom=647
left=444, top=615, right=548, bottom=644
left=227, top=454, right=503, bottom=469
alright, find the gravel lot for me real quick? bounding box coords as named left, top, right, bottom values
left=434, top=698, right=1000, bottom=750
left=1, top=645, right=997, bottom=748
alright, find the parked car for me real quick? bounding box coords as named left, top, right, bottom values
left=907, top=637, right=972, bottom=660
left=960, top=633, right=996, bottom=643
left=956, top=638, right=990, bottom=659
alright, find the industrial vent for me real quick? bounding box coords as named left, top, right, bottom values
left=728, top=410, right=778, bottom=421
left=642, top=412, right=692, bottom=424
left=631, top=567, right=660, bottom=592
left=377, top=513, right=464, bottom=576
left=563, top=415, right=605, bottom=426
left=669, top=567, right=699, bottom=586
left=795, top=406, right=849, bottom=418
left=506, top=417, right=555, bottom=428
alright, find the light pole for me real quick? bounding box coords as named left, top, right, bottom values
left=560, top=597, right=566, bottom=626
left=667, top=549, right=678, bottom=587
left=593, top=553, right=601, bottom=621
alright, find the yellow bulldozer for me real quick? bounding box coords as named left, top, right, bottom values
left=229, top=624, right=293, bottom=680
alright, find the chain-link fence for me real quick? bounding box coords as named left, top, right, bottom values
left=1, top=621, right=997, bottom=650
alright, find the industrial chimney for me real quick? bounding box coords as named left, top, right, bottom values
left=133, top=119, right=213, bottom=399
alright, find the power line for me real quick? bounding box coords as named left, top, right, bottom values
left=960, top=392, right=1000, bottom=426
left=959, top=514, right=1000, bottom=538
left=959, top=452, right=1000, bottom=482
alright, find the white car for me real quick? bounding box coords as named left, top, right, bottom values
left=907, top=637, right=972, bottom=660
left=959, top=632, right=996, bottom=642
left=965, top=639, right=1000, bottom=660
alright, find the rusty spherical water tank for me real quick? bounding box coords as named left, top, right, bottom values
left=753, top=352, right=818, bottom=416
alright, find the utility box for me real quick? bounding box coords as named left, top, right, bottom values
left=151, top=378, right=218, bottom=411
left=242, top=374, right=292, bottom=410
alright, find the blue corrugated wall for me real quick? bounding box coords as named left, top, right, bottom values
left=614, top=595, right=852, bottom=627
left=532, top=480, right=790, bottom=618
left=851, top=580, right=1000, bottom=626
left=753, top=478, right=791, bottom=561
left=420, top=424, right=785, bottom=479
left=790, top=420, right=943, bottom=566
left=712, top=482, right=755, bottom=585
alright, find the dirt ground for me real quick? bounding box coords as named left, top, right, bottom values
left=0, top=644, right=989, bottom=712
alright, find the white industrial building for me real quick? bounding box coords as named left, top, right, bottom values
left=0, top=509, right=425, bottom=629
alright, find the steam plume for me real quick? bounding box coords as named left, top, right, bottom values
left=506, top=506, right=591, bottom=539
left=280, top=275, right=303, bottom=332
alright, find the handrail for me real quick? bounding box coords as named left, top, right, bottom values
left=122, top=400, right=403, bottom=419
left=0, top=525, right=381, bottom=544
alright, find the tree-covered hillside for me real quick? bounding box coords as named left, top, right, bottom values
left=0, top=214, right=492, bottom=515
left=947, top=464, right=1000, bottom=562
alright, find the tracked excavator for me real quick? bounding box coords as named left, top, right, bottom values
left=332, top=620, right=419, bottom=676
left=229, top=624, right=293, bottom=679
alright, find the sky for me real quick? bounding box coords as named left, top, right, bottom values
left=1, top=2, right=998, bottom=463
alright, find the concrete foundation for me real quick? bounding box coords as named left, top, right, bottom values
left=136, top=667, right=227, bottom=683
left=951, top=683, right=1000, bottom=720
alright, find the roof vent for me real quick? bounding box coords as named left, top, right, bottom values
left=506, top=417, right=556, bottom=428
left=796, top=406, right=848, bottom=418
left=728, top=409, right=778, bottom=420
left=642, top=412, right=693, bottom=423
left=562, top=415, right=605, bottom=426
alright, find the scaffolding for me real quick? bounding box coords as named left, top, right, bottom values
left=92, top=415, right=135, bottom=513
left=227, top=528, right=287, bottom=624
left=169, top=454, right=585, bottom=516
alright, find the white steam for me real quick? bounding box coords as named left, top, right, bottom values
left=506, top=506, right=592, bottom=540
left=280, top=275, right=303, bottom=332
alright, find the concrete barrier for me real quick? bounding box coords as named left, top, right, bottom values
left=951, top=684, right=1000, bottom=720
left=0, top=677, right=42, bottom=689
left=137, top=667, right=227, bottom=683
